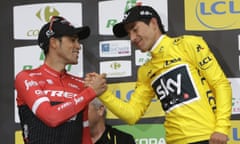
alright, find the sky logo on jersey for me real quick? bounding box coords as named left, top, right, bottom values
left=151, top=64, right=200, bottom=112
left=185, top=0, right=240, bottom=30
left=155, top=74, right=182, bottom=99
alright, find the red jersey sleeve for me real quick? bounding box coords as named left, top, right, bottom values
left=15, top=71, right=96, bottom=127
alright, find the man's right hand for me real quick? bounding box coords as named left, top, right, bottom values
left=84, top=72, right=107, bottom=96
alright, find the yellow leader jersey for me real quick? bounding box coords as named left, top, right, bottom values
left=99, top=35, right=232, bottom=144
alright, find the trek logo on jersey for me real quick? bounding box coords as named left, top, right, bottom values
left=24, top=80, right=38, bottom=90
left=151, top=64, right=199, bottom=112
left=35, top=90, right=78, bottom=98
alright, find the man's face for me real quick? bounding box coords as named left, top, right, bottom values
left=125, top=18, right=160, bottom=52
left=53, top=35, right=81, bottom=65
left=88, top=102, right=104, bottom=128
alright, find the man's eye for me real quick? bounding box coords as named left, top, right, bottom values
left=133, top=27, right=138, bottom=32
left=71, top=38, right=79, bottom=43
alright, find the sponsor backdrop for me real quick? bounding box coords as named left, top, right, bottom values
left=0, top=0, right=240, bottom=143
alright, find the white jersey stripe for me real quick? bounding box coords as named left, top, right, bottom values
left=32, top=97, right=50, bottom=114
left=83, top=120, right=89, bottom=127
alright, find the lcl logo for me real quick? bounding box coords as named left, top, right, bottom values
left=199, top=1, right=240, bottom=15
left=195, top=0, right=240, bottom=29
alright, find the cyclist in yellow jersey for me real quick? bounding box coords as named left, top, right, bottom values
left=85, top=5, right=232, bottom=144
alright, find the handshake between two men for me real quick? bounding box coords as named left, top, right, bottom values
left=84, top=72, right=108, bottom=96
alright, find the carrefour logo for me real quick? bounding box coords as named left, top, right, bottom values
left=110, top=62, right=121, bottom=70
left=36, top=6, right=60, bottom=22
left=13, top=3, right=83, bottom=40
left=185, top=0, right=240, bottom=30
left=100, top=60, right=132, bottom=78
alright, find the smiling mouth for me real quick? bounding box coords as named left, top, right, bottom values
left=135, top=40, right=142, bottom=48
left=72, top=50, right=79, bottom=54
left=135, top=37, right=142, bottom=45
left=72, top=51, right=79, bottom=58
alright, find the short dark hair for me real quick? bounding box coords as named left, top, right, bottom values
left=141, top=18, right=166, bottom=34
left=113, top=5, right=165, bottom=37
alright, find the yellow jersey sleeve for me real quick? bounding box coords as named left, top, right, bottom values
left=98, top=80, right=155, bottom=124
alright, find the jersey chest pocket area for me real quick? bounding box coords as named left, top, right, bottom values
left=151, top=64, right=199, bottom=112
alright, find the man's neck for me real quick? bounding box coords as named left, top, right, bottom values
left=90, top=123, right=106, bottom=144
left=44, top=58, right=66, bottom=73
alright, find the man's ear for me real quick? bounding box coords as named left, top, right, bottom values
left=151, top=17, right=158, bottom=26
left=49, top=37, right=58, bottom=50
left=150, top=17, right=160, bottom=31
left=99, top=105, right=105, bottom=116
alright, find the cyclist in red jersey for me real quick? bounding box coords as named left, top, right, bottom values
left=15, top=16, right=107, bottom=144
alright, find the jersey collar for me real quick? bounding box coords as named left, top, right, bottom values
left=150, top=34, right=165, bottom=52
left=41, top=63, right=66, bottom=78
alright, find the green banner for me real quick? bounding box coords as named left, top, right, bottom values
left=114, top=124, right=166, bottom=144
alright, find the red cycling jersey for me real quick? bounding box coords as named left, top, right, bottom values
left=15, top=63, right=95, bottom=144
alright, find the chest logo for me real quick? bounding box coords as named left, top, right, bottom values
left=151, top=64, right=199, bottom=112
